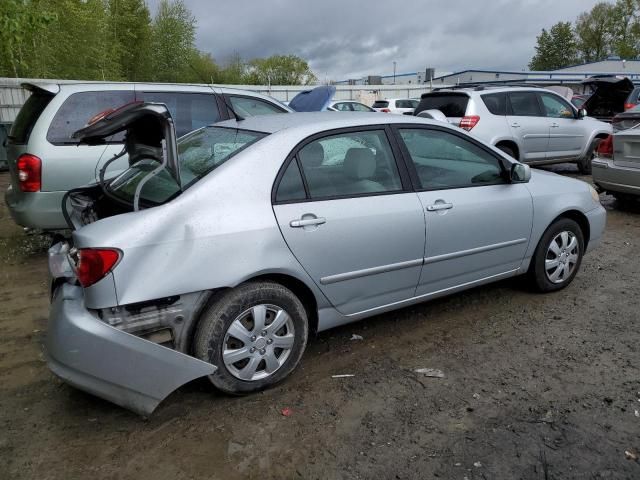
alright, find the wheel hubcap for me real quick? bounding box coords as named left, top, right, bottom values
left=222, top=304, right=295, bottom=381
left=545, top=231, right=579, bottom=284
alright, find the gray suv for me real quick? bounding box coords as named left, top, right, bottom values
left=5, top=82, right=291, bottom=231
left=415, top=86, right=612, bottom=174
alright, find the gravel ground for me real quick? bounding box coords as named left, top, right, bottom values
left=0, top=168, right=639, bottom=480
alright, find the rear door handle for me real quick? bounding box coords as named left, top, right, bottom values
left=426, top=202, right=453, bottom=212
left=550, top=122, right=560, bottom=128
left=511, top=122, right=520, bottom=128
left=290, top=217, right=326, bottom=228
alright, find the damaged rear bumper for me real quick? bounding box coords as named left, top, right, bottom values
left=46, top=283, right=216, bottom=416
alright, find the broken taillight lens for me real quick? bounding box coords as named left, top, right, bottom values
left=459, top=115, right=480, bottom=131
left=596, top=135, right=613, bottom=159
left=76, top=248, right=121, bottom=287
left=17, top=154, right=42, bottom=192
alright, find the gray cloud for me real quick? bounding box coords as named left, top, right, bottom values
left=147, top=0, right=608, bottom=81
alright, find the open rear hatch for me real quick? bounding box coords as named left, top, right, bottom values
left=63, top=102, right=180, bottom=229
left=582, top=76, right=634, bottom=122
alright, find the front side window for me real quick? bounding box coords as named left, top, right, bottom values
left=296, top=130, right=402, bottom=199
left=539, top=93, right=575, bottom=119
left=137, top=92, right=221, bottom=137
left=508, top=92, right=542, bottom=117
left=228, top=95, right=287, bottom=117
left=47, top=90, right=135, bottom=144
left=399, top=128, right=505, bottom=190
left=351, top=102, right=373, bottom=112
left=107, top=126, right=267, bottom=205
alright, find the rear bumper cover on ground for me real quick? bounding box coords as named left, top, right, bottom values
left=46, top=283, right=216, bottom=416
left=592, top=157, right=640, bottom=196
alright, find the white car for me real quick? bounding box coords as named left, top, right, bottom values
left=372, top=98, right=419, bottom=114
left=327, top=100, right=375, bottom=112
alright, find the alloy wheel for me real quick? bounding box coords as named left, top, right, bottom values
left=545, top=231, right=580, bottom=284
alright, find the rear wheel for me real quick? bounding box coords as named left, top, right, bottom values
left=193, top=281, right=309, bottom=394
left=528, top=218, right=584, bottom=292
left=578, top=138, right=601, bottom=175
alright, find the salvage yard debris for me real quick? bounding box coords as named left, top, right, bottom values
left=331, top=374, right=355, bottom=378
left=414, top=368, right=445, bottom=378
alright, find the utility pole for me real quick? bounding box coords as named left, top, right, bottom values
left=393, top=61, right=397, bottom=84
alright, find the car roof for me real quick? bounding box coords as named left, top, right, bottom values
left=215, top=111, right=438, bottom=134
left=427, top=86, right=556, bottom=95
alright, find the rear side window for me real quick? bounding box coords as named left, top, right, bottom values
left=627, top=87, right=640, bottom=104
left=47, top=90, right=135, bottom=144
left=373, top=101, right=389, bottom=108
left=228, top=95, right=286, bottom=117
left=415, top=94, right=469, bottom=117
left=137, top=92, right=221, bottom=137
left=9, top=91, right=53, bottom=144
left=481, top=93, right=507, bottom=115
left=276, top=160, right=307, bottom=202
left=508, top=92, right=542, bottom=116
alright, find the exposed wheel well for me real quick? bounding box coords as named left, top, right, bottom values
left=495, top=140, right=520, bottom=160
left=553, top=210, right=590, bottom=250
left=243, top=274, right=319, bottom=335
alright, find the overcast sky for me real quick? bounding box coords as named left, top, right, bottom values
left=148, top=0, right=608, bottom=81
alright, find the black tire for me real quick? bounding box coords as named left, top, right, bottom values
left=496, top=144, right=516, bottom=159
left=578, top=138, right=601, bottom=175
left=193, top=281, right=309, bottom=395
left=528, top=218, right=585, bottom=292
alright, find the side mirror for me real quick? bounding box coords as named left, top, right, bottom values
left=577, top=108, right=587, bottom=119
left=510, top=163, right=531, bottom=183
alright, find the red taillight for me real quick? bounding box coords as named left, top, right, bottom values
left=380, top=108, right=391, bottom=113
left=459, top=115, right=480, bottom=131
left=596, top=135, right=613, bottom=158
left=624, top=103, right=637, bottom=111
left=76, top=248, right=121, bottom=288
left=16, top=154, right=42, bottom=192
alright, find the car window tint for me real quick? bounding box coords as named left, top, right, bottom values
left=276, top=159, right=307, bottom=202
left=228, top=96, right=286, bottom=117
left=415, top=94, right=469, bottom=117
left=372, top=100, right=389, bottom=108
left=10, top=91, right=53, bottom=144
left=297, top=130, right=402, bottom=199
left=137, top=92, right=221, bottom=137
left=399, top=128, right=505, bottom=190
left=508, top=92, right=542, bottom=116
left=351, top=103, right=372, bottom=112
left=540, top=93, right=574, bottom=118
left=47, top=90, right=135, bottom=144
left=396, top=99, right=415, bottom=108
left=481, top=92, right=507, bottom=115
left=333, top=103, right=352, bottom=111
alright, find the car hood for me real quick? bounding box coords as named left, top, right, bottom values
left=582, top=76, right=634, bottom=121
left=289, top=85, right=337, bottom=112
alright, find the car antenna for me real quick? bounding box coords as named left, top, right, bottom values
left=188, top=62, right=244, bottom=122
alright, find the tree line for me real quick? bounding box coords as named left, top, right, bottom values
left=0, top=0, right=317, bottom=85
left=530, top=0, right=640, bottom=70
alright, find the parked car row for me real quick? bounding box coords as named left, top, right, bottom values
left=0, top=81, right=611, bottom=416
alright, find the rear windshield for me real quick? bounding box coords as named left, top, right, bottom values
left=415, top=94, right=469, bottom=117
left=628, top=87, right=640, bottom=104
left=373, top=101, right=389, bottom=108
left=107, top=126, right=268, bottom=205
left=47, top=90, right=135, bottom=144
left=9, top=91, right=53, bottom=144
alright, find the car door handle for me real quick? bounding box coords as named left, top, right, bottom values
left=550, top=122, right=560, bottom=128
left=290, top=217, right=326, bottom=228
left=511, top=122, right=520, bottom=128
left=426, top=202, right=453, bottom=212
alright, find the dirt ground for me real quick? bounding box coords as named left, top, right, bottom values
left=0, top=168, right=639, bottom=480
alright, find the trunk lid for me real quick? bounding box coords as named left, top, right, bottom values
left=289, top=85, right=336, bottom=112
left=613, top=129, right=640, bottom=169
left=581, top=76, right=634, bottom=122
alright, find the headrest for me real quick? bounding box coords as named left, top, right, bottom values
left=299, top=142, right=325, bottom=167
left=344, top=148, right=376, bottom=180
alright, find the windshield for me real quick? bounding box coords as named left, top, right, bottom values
left=107, top=126, right=268, bottom=205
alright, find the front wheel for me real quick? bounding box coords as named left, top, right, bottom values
left=193, top=281, right=309, bottom=394
left=528, top=218, right=585, bottom=292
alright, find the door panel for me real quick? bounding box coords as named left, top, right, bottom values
left=539, top=92, right=585, bottom=160
left=274, top=194, right=426, bottom=315
left=415, top=184, right=532, bottom=295
left=507, top=91, right=548, bottom=161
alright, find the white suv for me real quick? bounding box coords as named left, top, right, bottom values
left=415, top=86, right=611, bottom=174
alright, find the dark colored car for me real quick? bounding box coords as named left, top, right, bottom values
left=581, top=76, right=635, bottom=123
left=624, top=86, right=640, bottom=111
left=612, top=103, right=640, bottom=131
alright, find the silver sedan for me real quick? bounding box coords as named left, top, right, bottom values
left=47, top=107, right=606, bottom=415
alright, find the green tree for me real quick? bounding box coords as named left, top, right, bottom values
left=107, top=0, right=153, bottom=81
left=219, top=52, right=247, bottom=84
left=609, top=0, right=640, bottom=58
left=150, top=0, right=196, bottom=82
left=575, top=2, right=615, bottom=62
left=245, top=54, right=317, bottom=85
left=529, top=22, right=579, bottom=70
left=181, top=49, right=221, bottom=83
